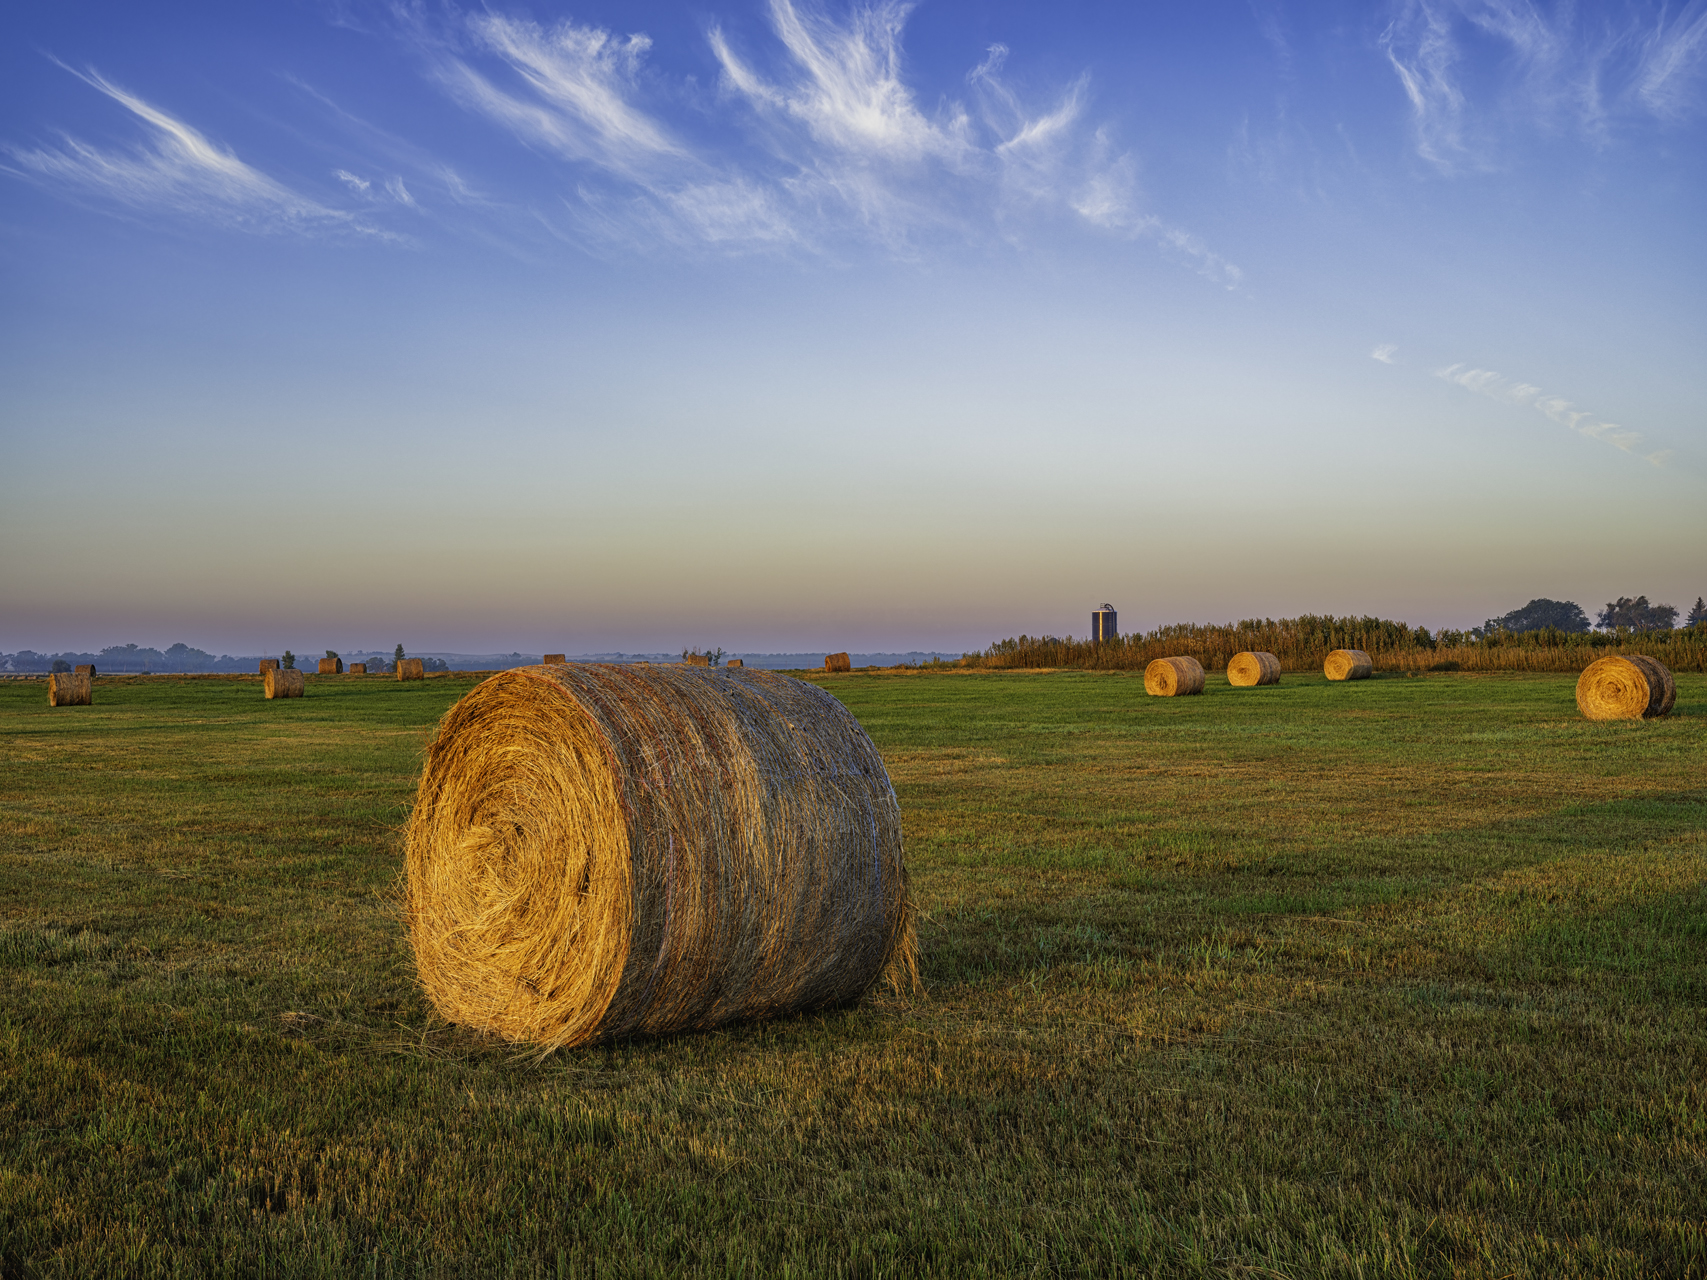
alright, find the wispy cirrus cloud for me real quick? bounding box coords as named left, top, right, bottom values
left=3, top=63, right=386, bottom=238
left=1435, top=361, right=1669, bottom=464
left=403, top=1, right=1238, bottom=277
left=1372, top=343, right=1399, bottom=363
left=1381, top=0, right=1707, bottom=171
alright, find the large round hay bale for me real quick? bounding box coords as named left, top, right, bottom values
left=348, top=663, right=368, bottom=675
left=48, top=672, right=92, bottom=707
left=1227, top=651, right=1281, bottom=687
left=259, top=659, right=279, bottom=674
left=318, top=657, right=343, bottom=675
left=265, top=668, right=304, bottom=699
left=74, top=664, right=96, bottom=678
left=1576, top=655, right=1675, bottom=720
left=397, top=658, right=425, bottom=682
left=726, top=658, right=744, bottom=668
left=825, top=652, right=852, bottom=673
left=1144, top=656, right=1205, bottom=697
left=544, top=654, right=566, bottom=665
left=405, top=664, right=914, bottom=1051
left=1324, top=649, right=1373, bottom=681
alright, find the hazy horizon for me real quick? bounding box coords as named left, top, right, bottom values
left=4, top=1, right=1702, bottom=648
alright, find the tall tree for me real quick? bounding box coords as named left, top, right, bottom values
left=1596, top=596, right=1678, bottom=632
left=1485, top=599, right=1589, bottom=634
left=1687, top=597, right=1707, bottom=629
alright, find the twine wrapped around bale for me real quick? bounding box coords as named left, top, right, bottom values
left=825, top=652, right=852, bottom=673
left=1324, top=649, right=1373, bottom=681
left=398, top=658, right=425, bottom=682
left=544, top=654, right=566, bottom=665
left=405, top=664, right=914, bottom=1052
left=265, top=668, right=304, bottom=699
left=1576, top=655, right=1675, bottom=720
left=48, top=673, right=91, bottom=707
left=1144, top=656, right=1205, bottom=697
left=1227, top=651, right=1282, bottom=687
left=259, top=659, right=279, bottom=675
left=74, top=664, right=96, bottom=678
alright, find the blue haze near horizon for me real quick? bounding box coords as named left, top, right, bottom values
left=1, top=0, right=1702, bottom=656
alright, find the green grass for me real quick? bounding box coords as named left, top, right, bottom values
left=2, top=668, right=1704, bottom=1277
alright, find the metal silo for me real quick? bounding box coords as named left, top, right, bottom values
left=1092, top=604, right=1118, bottom=642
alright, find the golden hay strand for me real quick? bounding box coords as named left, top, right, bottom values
left=1576, top=655, right=1675, bottom=720
left=404, top=664, right=914, bottom=1052
left=1324, top=649, right=1373, bottom=681
left=1227, top=651, right=1281, bottom=687
left=825, top=652, right=852, bottom=673
left=1144, top=656, right=1205, bottom=697
left=397, top=658, right=425, bottom=682
left=544, top=654, right=566, bottom=665
left=264, top=668, right=304, bottom=699
left=48, top=673, right=91, bottom=707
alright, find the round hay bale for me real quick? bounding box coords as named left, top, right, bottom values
left=348, top=663, right=368, bottom=675
left=1324, top=649, right=1373, bottom=681
left=317, top=657, right=343, bottom=675
left=74, top=664, right=96, bottom=678
left=1144, top=656, right=1205, bottom=697
left=48, top=672, right=92, bottom=707
left=259, top=659, right=280, bottom=674
left=824, top=652, right=852, bottom=673
left=265, top=668, right=304, bottom=699
left=1576, top=655, right=1675, bottom=720
left=405, top=664, right=914, bottom=1051
left=544, top=654, right=566, bottom=665
left=726, top=658, right=744, bottom=668
left=1227, top=651, right=1281, bottom=687
left=397, top=658, right=425, bottom=682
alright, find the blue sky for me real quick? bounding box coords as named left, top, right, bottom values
left=3, top=0, right=1703, bottom=655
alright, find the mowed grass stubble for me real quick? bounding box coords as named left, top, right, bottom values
left=1, top=669, right=1703, bottom=1277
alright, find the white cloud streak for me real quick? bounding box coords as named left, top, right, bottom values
left=5, top=63, right=383, bottom=237
left=1435, top=362, right=1669, bottom=464
left=1381, top=0, right=1707, bottom=171
left=406, top=1, right=1237, bottom=276
left=1372, top=343, right=1399, bottom=363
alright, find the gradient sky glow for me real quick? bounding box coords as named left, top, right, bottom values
left=3, top=0, right=1703, bottom=656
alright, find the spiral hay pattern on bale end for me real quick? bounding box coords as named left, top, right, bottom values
left=404, top=664, right=915, bottom=1053
left=1324, top=649, right=1373, bottom=681
left=1227, top=651, right=1282, bottom=687
left=825, top=652, right=852, bottom=673
left=1576, top=655, right=1675, bottom=720
left=48, top=673, right=91, bottom=707
left=397, top=658, right=425, bottom=682
left=1144, top=656, right=1205, bottom=697
left=265, top=668, right=304, bottom=699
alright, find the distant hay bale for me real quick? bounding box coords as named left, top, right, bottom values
left=259, top=659, right=279, bottom=674
left=265, top=668, right=304, bottom=699
left=825, top=652, right=852, bottom=673
left=74, top=664, right=96, bottom=678
left=398, top=658, right=425, bottom=682
left=1576, top=655, right=1675, bottom=720
left=404, top=663, right=914, bottom=1051
left=1227, top=651, right=1282, bottom=687
left=348, top=663, right=367, bottom=675
left=726, top=658, right=744, bottom=668
left=48, top=672, right=92, bottom=707
left=318, top=657, right=344, bottom=675
left=1144, top=656, right=1205, bottom=697
left=684, top=654, right=710, bottom=667
left=1324, top=649, right=1373, bottom=681
left=544, top=654, right=566, bottom=665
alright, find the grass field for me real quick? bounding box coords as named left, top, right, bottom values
left=2, top=669, right=1704, bottom=1277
